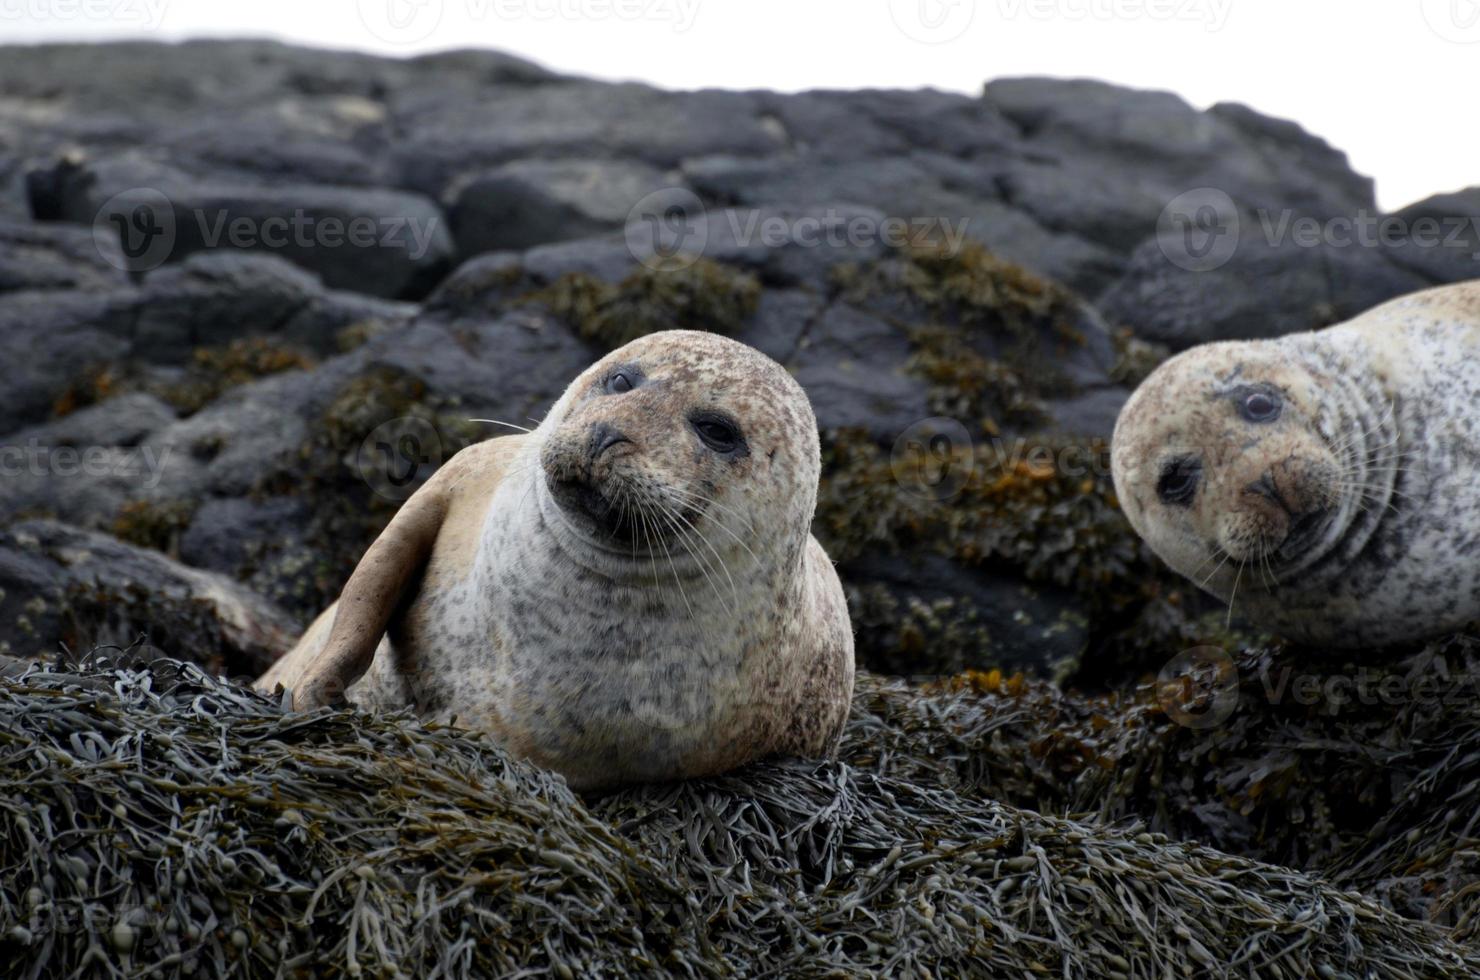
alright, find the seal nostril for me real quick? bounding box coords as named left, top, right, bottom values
left=1244, top=473, right=1294, bottom=514
left=589, top=423, right=631, bottom=460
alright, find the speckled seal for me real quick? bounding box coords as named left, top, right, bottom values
left=257, top=330, right=855, bottom=790
left=1112, top=281, right=1480, bottom=647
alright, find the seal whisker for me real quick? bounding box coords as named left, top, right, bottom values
left=660, top=500, right=743, bottom=612
left=1198, top=549, right=1232, bottom=590
left=664, top=486, right=764, bottom=569
left=644, top=488, right=739, bottom=616
left=468, top=418, right=535, bottom=434
left=1226, top=559, right=1245, bottom=629
left=643, top=490, right=696, bottom=623
left=668, top=484, right=760, bottom=537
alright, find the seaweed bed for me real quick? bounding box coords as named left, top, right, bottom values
left=4, top=648, right=1480, bottom=977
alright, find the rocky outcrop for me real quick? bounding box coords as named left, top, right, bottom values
left=1, top=39, right=1476, bottom=677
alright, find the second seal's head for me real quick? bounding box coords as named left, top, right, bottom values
left=1111, top=342, right=1346, bottom=590
left=538, top=330, right=819, bottom=569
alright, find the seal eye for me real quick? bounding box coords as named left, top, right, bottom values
left=691, top=413, right=744, bottom=455
left=1157, top=457, right=1202, bottom=507
left=1239, top=390, right=1282, bottom=424
left=605, top=370, right=638, bottom=395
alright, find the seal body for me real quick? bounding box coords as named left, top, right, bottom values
left=258, top=331, right=854, bottom=790
left=1112, top=281, right=1480, bottom=647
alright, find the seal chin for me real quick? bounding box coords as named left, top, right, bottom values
left=1275, top=507, right=1331, bottom=564
left=544, top=471, right=646, bottom=547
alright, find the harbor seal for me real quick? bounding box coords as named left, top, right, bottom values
left=1111, top=280, right=1480, bottom=647
left=256, top=330, right=855, bottom=790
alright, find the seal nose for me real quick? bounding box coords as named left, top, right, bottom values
left=589, top=423, right=631, bottom=460
left=1244, top=473, right=1292, bottom=514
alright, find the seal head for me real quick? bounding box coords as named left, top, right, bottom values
left=1112, top=343, right=1350, bottom=588
left=537, top=330, right=817, bottom=576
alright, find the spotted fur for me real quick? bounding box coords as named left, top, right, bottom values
left=1112, top=281, right=1480, bottom=647
left=258, top=331, right=855, bottom=790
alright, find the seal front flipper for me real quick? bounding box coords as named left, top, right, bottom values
left=290, top=480, right=451, bottom=710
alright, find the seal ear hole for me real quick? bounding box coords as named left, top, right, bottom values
left=603, top=365, right=644, bottom=395
left=1157, top=456, right=1202, bottom=507
left=690, top=411, right=746, bottom=456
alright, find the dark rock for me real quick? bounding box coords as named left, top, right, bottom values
left=131, top=251, right=414, bottom=359
left=756, top=88, right=1019, bottom=160
left=176, top=495, right=323, bottom=610
left=451, top=159, right=671, bottom=254
left=1384, top=187, right=1480, bottom=285
left=985, top=79, right=1374, bottom=220
left=0, top=519, right=296, bottom=676
left=6, top=392, right=176, bottom=448
left=0, top=217, right=128, bottom=292
left=843, top=550, right=1088, bottom=676
left=683, top=157, right=1119, bottom=293
left=0, top=289, right=136, bottom=434
left=33, top=151, right=454, bottom=298
left=392, top=82, right=783, bottom=200
left=1098, top=230, right=1431, bottom=349
left=790, top=303, right=931, bottom=441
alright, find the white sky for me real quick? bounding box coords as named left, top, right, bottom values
left=1, top=0, right=1476, bottom=211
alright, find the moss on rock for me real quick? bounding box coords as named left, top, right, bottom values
left=109, top=500, right=197, bottom=556
left=519, top=258, right=760, bottom=351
